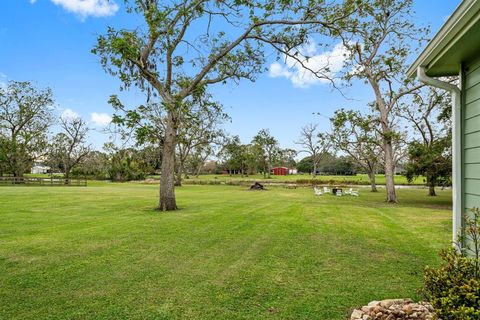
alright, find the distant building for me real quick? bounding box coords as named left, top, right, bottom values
left=31, top=161, right=50, bottom=174
left=288, top=168, right=298, bottom=175
left=272, top=167, right=289, bottom=176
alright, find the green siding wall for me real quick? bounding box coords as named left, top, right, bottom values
left=465, top=130, right=480, bottom=148
left=464, top=58, right=480, bottom=215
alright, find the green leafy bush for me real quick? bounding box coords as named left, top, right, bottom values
left=423, top=208, right=480, bottom=320
left=423, top=249, right=480, bottom=319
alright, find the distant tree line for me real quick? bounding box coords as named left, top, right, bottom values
left=219, top=130, right=296, bottom=177
left=0, top=81, right=160, bottom=182
left=0, top=0, right=454, bottom=204
left=298, top=82, right=452, bottom=196
left=0, top=77, right=452, bottom=198
left=296, top=154, right=357, bottom=176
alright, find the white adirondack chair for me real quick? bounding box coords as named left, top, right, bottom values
left=336, top=189, right=342, bottom=196
left=344, top=188, right=359, bottom=196
left=323, top=186, right=330, bottom=193
left=314, top=187, right=323, bottom=196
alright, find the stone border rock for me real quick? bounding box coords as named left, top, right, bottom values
left=350, top=299, right=437, bottom=320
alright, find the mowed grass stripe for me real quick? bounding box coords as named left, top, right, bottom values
left=0, top=184, right=450, bottom=319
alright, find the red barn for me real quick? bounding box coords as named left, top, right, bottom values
left=271, top=167, right=288, bottom=176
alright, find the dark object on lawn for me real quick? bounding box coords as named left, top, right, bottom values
left=250, top=182, right=266, bottom=190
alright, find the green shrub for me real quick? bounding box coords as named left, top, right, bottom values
left=423, top=249, right=480, bottom=319
left=423, top=208, right=480, bottom=320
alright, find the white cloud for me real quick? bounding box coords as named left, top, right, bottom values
left=61, top=108, right=79, bottom=119
left=50, top=0, right=119, bottom=19
left=269, top=42, right=348, bottom=88
left=90, top=112, right=112, bottom=126
left=30, top=0, right=37, bottom=4
left=269, top=62, right=293, bottom=79
left=0, top=72, right=7, bottom=89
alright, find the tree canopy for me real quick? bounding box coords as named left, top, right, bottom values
left=0, top=81, right=54, bottom=177
left=92, top=0, right=350, bottom=210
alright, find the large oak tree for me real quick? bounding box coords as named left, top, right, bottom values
left=175, top=96, right=228, bottom=186
left=399, top=86, right=452, bottom=196
left=331, top=0, right=428, bottom=202
left=296, top=123, right=330, bottom=177
left=93, top=0, right=347, bottom=210
left=48, top=115, right=91, bottom=182
left=252, top=129, right=278, bottom=179
left=0, top=81, right=54, bottom=177
left=330, top=109, right=381, bottom=192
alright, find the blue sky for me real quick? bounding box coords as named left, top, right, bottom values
left=0, top=0, right=460, bottom=150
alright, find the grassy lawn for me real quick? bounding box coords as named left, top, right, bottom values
left=150, top=173, right=425, bottom=186
left=0, top=183, right=451, bottom=319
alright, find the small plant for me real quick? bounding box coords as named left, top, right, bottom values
left=462, top=208, right=480, bottom=275
left=423, top=208, right=480, bottom=320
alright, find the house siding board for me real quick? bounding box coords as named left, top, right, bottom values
left=465, top=147, right=480, bottom=164
left=464, top=164, right=480, bottom=179
left=466, top=67, right=480, bottom=89
left=465, top=99, right=480, bottom=119
left=465, top=82, right=480, bottom=104
left=465, top=131, right=480, bottom=148
left=464, top=178, right=480, bottom=192
left=464, top=116, right=480, bottom=134
left=467, top=58, right=480, bottom=76
left=464, top=60, right=480, bottom=204
left=465, top=193, right=480, bottom=209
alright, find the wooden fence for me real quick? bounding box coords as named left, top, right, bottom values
left=0, top=176, right=87, bottom=187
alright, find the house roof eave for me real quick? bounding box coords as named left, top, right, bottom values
left=407, top=0, right=480, bottom=78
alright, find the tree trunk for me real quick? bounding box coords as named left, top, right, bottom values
left=65, top=167, right=71, bottom=185
left=159, top=112, right=178, bottom=211
left=175, top=160, right=183, bottom=187
left=384, top=139, right=397, bottom=202
left=195, top=164, right=201, bottom=178
left=12, top=156, right=22, bottom=177
left=14, top=169, right=24, bottom=178
left=174, top=170, right=182, bottom=186
left=367, top=171, right=378, bottom=192
left=312, top=156, right=317, bottom=178
left=427, top=177, right=436, bottom=196
left=369, top=75, right=397, bottom=203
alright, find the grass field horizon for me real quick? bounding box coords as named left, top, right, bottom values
left=0, top=183, right=451, bottom=319
left=150, top=173, right=426, bottom=186
left=22, top=173, right=426, bottom=186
